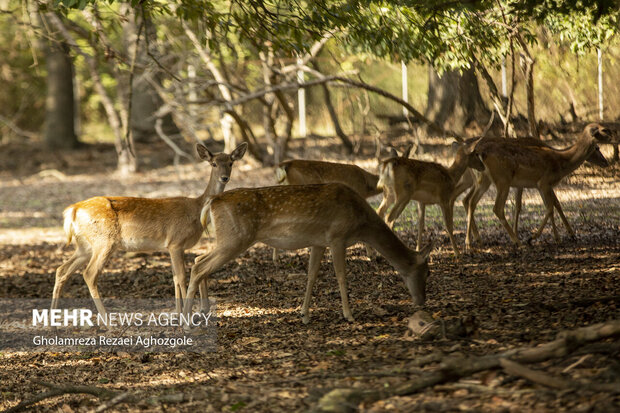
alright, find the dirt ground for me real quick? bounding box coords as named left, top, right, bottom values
left=1, top=134, right=619, bottom=412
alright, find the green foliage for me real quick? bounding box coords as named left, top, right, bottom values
left=49, top=0, right=620, bottom=70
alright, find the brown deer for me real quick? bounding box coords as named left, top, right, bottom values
left=272, top=149, right=405, bottom=262
left=186, top=183, right=432, bottom=325
left=376, top=141, right=484, bottom=257
left=465, top=124, right=610, bottom=248
left=51, top=143, right=247, bottom=320
left=464, top=136, right=560, bottom=247
left=276, top=159, right=382, bottom=198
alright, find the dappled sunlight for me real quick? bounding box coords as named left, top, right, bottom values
left=0, top=227, right=64, bottom=245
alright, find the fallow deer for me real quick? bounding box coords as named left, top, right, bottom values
left=51, top=143, right=247, bottom=320
left=185, top=183, right=432, bottom=325
left=273, top=158, right=388, bottom=262
left=376, top=141, right=484, bottom=257
left=465, top=123, right=610, bottom=248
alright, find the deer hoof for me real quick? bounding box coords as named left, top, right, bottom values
left=302, top=315, right=310, bottom=325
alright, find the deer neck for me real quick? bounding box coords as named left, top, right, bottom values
left=447, top=153, right=469, bottom=183
left=197, top=173, right=226, bottom=205
left=361, top=220, right=415, bottom=273
left=557, top=136, right=594, bottom=176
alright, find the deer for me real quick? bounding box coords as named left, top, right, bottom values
left=463, top=136, right=561, bottom=248
left=183, top=183, right=432, bottom=326
left=51, top=142, right=248, bottom=322
left=375, top=140, right=485, bottom=257
left=271, top=144, right=409, bottom=262
left=465, top=123, right=611, bottom=249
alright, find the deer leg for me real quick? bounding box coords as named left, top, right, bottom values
left=416, top=203, right=426, bottom=251
left=301, top=246, right=326, bottom=324
left=169, top=248, right=187, bottom=314
left=376, top=189, right=394, bottom=221
left=51, top=246, right=91, bottom=311
left=331, top=243, right=354, bottom=322
left=550, top=209, right=560, bottom=242
left=513, top=188, right=523, bottom=235
left=531, top=186, right=556, bottom=242
left=272, top=248, right=279, bottom=265
left=493, top=183, right=521, bottom=246
left=551, top=191, right=575, bottom=237
left=465, top=174, right=491, bottom=251
left=441, top=201, right=461, bottom=257
left=463, top=187, right=481, bottom=243
left=82, top=243, right=114, bottom=324
left=183, top=242, right=247, bottom=326
left=386, top=191, right=411, bottom=229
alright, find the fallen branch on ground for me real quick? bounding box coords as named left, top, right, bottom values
left=313, top=320, right=620, bottom=412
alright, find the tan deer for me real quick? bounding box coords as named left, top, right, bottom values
left=51, top=143, right=247, bottom=320
left=185, top=183, right=432, bottom=325
left=273, top=158, right=388, bottom=262
left=376, top=141, right=484, bottom=257
left=465, top=123, right=611, bottom=248
left=463, top=136, right=561, bottom=247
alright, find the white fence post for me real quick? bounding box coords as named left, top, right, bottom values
left=597, top=48, right=604, bottom=121
left=501, top=57, right=507, bottom=98
left=297, top=57, right=307, bottom=137
left=401, top=61, right=408, bottom=117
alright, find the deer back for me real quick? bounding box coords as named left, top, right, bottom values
left=277, top=160, right=380, bottom=198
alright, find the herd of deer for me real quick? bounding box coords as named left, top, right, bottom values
left=51, top=123, right=612, bottom=326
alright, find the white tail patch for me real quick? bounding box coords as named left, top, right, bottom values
left=275, top=166, right=288, bottom=184
left=63, top=206, right=76, bottom=246
left=377, top=162, right=394, bottom=191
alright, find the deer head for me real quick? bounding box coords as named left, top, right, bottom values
left=197, top=142, right=248, bottom=184
left=401, top=243, right=432, bottom=305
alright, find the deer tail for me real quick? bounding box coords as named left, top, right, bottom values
left=275, top=164, right=288, bottom=185
left=62, top=206, right=77, bottom=246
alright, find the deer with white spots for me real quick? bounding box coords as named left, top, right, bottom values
left=465, top=123, right=611, bottom=249
left=271, top=144, right=412, bottom=262
left=51, top=143, right=247, bottom=321
left=186, top=183, right=432, bottom=325
left=376, top=140, right=484, bottom=257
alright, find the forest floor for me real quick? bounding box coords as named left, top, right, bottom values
left=0, top=132, right=619, bottom=412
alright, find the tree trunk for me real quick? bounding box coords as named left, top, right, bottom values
left=519, top=53, right=539, bottom=138
left=43, top=33, right=78, bottom=149
left=122, top=6, right=179, bottom=143
left=425, top=66, right=490, bottom=136
left=313, top=62, right=353, bottom=153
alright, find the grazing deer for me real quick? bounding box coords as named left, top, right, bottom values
left=185, top=184, right=432, bottom=325
left=465, top=123, right=610, bottom=248
left=376, top=141, right=484, bottom=257
left=51, top=143, right=247, bottom=320
left=271, top=144, right=409, bottom=263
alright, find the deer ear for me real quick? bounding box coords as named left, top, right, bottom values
left=464, top=137, right=482, bottom=155
left=197, top=144, right=214, bottom=161
left=595, top=128, right=613, bottom=143
left=231, top=142, right=248, bottom=161
left=389, top=147, right=398, bottom=158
